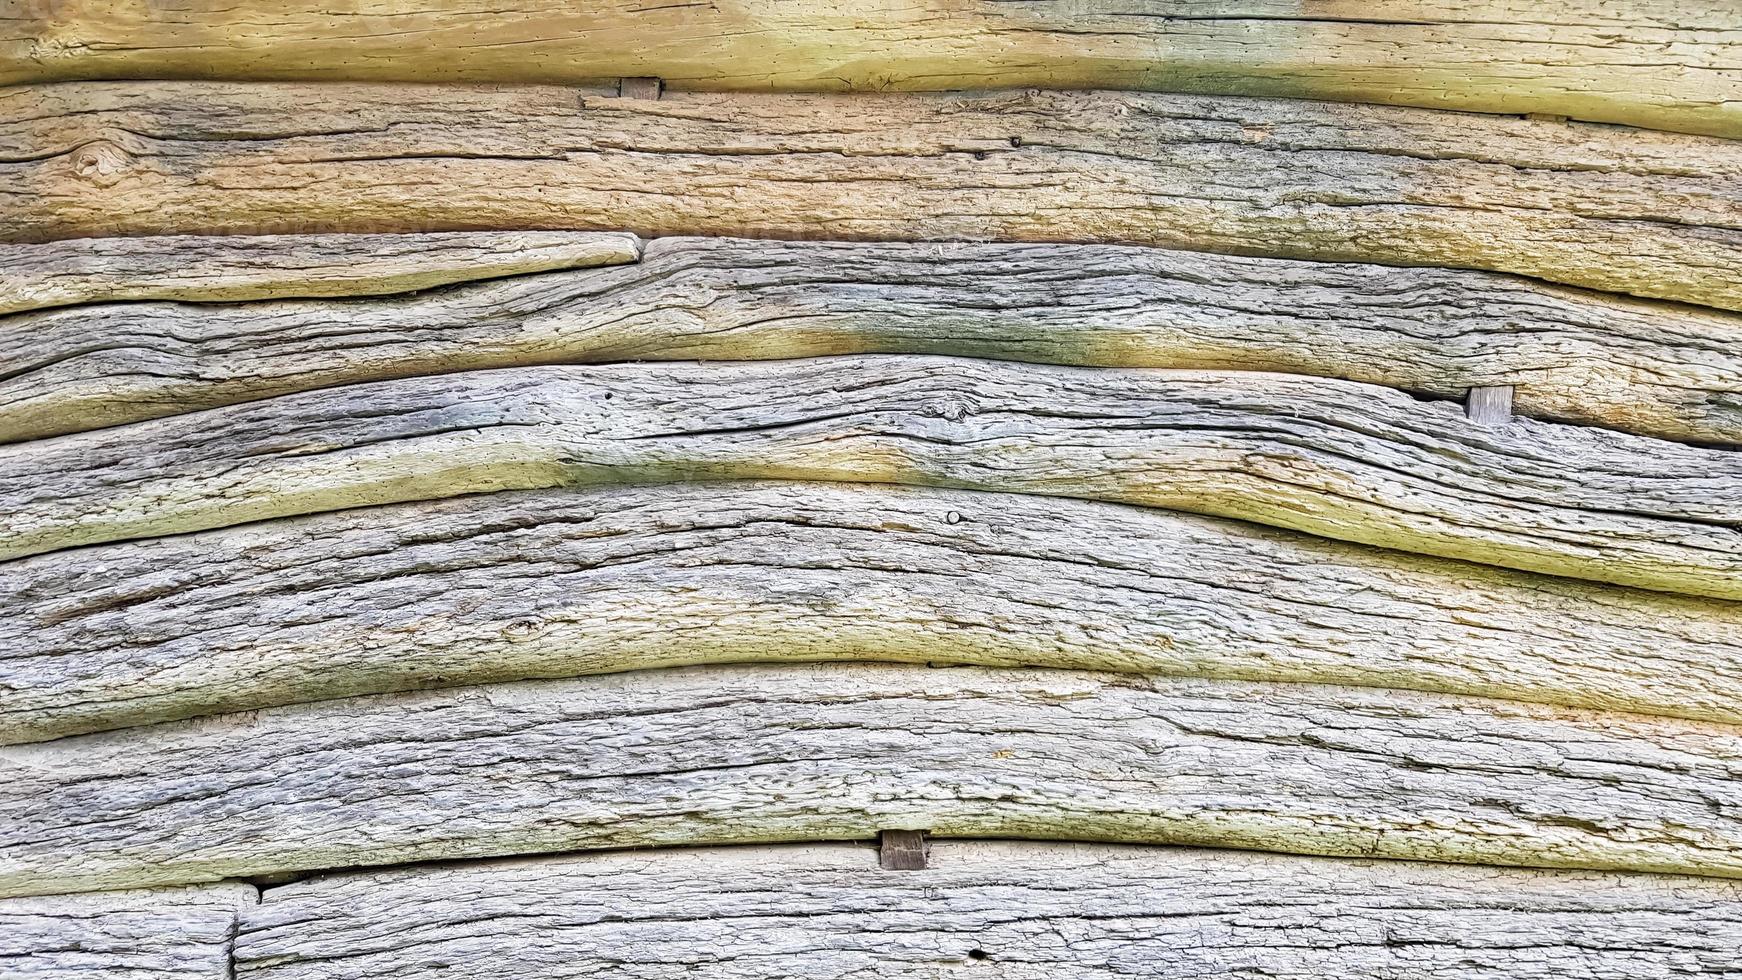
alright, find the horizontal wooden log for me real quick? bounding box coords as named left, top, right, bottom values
left=7, top=84, right=1740, bottom=312
left=5, top=663, right=1742, bottom=898
left=3, top=357, right=1738, bottom=598
left=9, top=237, right=1742, bottom=445
left=0, top=231, right=639, bottom=316
left=7, top=482, right=1742, bottom=744
left=0, top=883, right=251, bottom=979
left=4, top=1, right=1737, bottom=138
left=237, top=841, right=1742, bottom=978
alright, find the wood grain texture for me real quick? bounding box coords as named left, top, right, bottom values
left=8, top=482, right=1742, bottom=745
left=10, top=236, right=1742, bottom=445
left=4, top=1, right=1737, bottom=137
left=0, top=231, right=639, bottom=317
left=3, top=356, right=1738, bottom=598
left=238, top=842, right=1742, bottom=978
left=0, top=883, right=252, bottom=979
left=7, top=84, right=1740, bottom=312
left=5, top=663, right=1742, bottom=898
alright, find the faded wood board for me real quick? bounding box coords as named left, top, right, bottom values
left=7, top=482, right=1742, bottom=744
left=3, top=357, right=1739, bottom=598
left=8, top=85, right=1741, bottom=313
left=0, top=883, right=252, bottom=979
left=238, top=842, right=1742, bottom=978
left=9, top=236, right=1742, bottom=445
left=4, top=1, right=1737, bottom=137
left=5, top=663, right=1742, bottom=898
left=0, top=231, right=640, bottom=316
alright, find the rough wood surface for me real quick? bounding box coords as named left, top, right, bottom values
left=3, top=356, right=1738, bottom=598
left=10, top=237, right=1742, bottom=445
left=5, top=663, right=1742, bottom=898
left=0, top=231, right=639, bottom=317
left=238, top=841, right=1742, bottom=978
left=7, top=482, right=1742, bottom=745
left=4, top=1, right=1737, bottom=137
left=0, top=883, right=252, bottom=979
left=8, top=85, right=1740, bottom=312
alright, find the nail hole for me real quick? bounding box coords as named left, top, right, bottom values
left=968, top=949, right=991, bottom=961
left=1008, top=136, right=1023, bottom=148
left=972, top=150, right=988, bottom=161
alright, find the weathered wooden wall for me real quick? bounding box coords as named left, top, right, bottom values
left=4, top=5, right=1741, bottom=975
left=9, top=482, right=1742, bottom=744
left=7, top=356, right=1741, bottom=595
left=8, top=235, right=1742, bottom=444
left=5, top=1, right=1738, bottom=137
left=8, top=843, right=1739, bottom=978
left=9, top=662, right=1742, bottom=897
left=9, top=85, right=1740, bottom=312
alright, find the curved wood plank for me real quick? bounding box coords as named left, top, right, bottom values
left=2, top=357, right=1738, bottom=598
left=6, top=84, right=1740, bottom=312
left=239, top=842, right=1742, bottom=978
left=7, top=482, right=1742, bottom=744
left=3, top=1, right=1737, bottom=137
left=9, top=236, right=1742, bottom=445
left=4, top=663, right=1742, bottom=898
left=0, top=231, right=639, bottom=316
left=0, top=883, right=250, bottom=980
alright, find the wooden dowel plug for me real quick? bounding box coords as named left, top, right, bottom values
left=1466, top=386, right=1515, bottom=424
left=879, top=829, right=929, bottom=870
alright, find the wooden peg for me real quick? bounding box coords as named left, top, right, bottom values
left=1465, top=386, right=1514, bottom=424
left=879, top=829, right=928, bottom=870
left=617, top=77, right=663, bottom=100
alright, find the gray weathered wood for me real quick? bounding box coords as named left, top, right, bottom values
left=4, top=663, right=1741, bottom=898
left=0, top=231, right=640, bottom=317
left=3, top=356, right=1738, bottom=598
left=237, top=841, right=1742, bottom=978
left=0, top=883, right=252, bottom=979
left=7, top=482, right=1742, bottom=744
left=7, top=84, right=1740, bottom=312
left=9, top=236, right=1742, bottom=444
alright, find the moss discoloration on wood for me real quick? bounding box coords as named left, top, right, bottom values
left=5, top=663, right=1742, bottom=898
left=6, top=84, right=1739, bottom=311
left=9, top=236, right=1742, bottom=445
left=8, top=482, right=1742, bottom=743
left=2, top=357, right=1739, bottom=597
left=4, top=1, right=1737, bottom=137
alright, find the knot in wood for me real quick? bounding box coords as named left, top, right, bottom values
left=921, top=397, right=973, bottom=422
left=69, top=140, right=133, bottom=187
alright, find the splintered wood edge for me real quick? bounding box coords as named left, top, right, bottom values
left=0, top=231, right=641, bottom=316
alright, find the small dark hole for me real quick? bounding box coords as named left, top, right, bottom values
left=603, top=392, right=614, bottom=400
left=972, top=150, right=989, bottom=161
left=1008, top=136, right=1023, bottom=147
left=968, top=949, right=991, bottom=961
